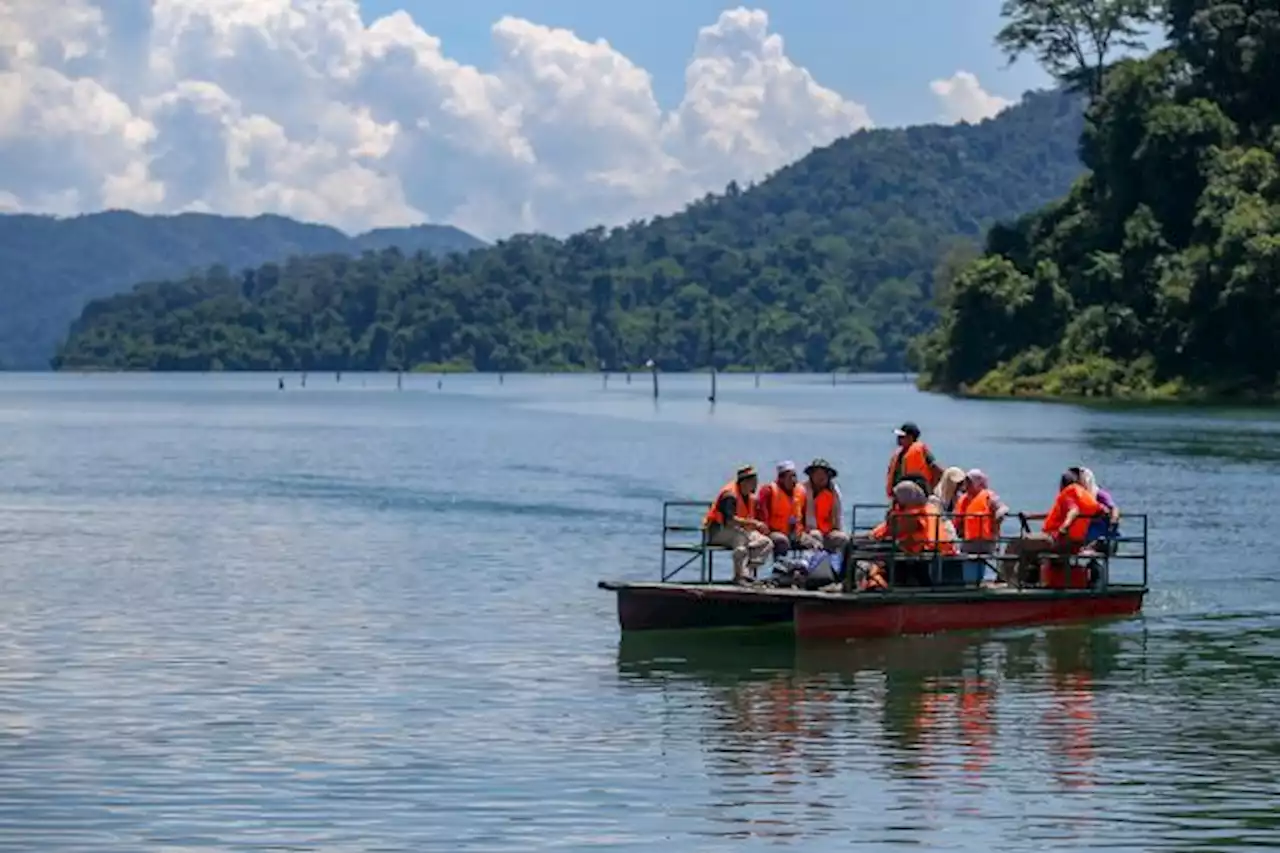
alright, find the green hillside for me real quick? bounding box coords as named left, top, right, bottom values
left=53, top=89, right=1086, bottom=373
left=920, top=0, right=1280, bottom=402
left=0, top=211, right=484, bottom=369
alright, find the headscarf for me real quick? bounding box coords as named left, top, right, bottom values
left=933, top=467, right=966, bottom=510
left=892, top=479, right=928, bottom=508
left=965, top=469, right=989, bottom=492
left=1076, top=466, right=1098, bottom=497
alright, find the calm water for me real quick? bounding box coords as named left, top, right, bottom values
left=0, top=372, right=1278, bottom=851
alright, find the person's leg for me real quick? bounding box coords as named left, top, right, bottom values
left=768, top=532, right=790, bottom=557
left=824, top=530, right=851, bottom=553
left=707, top=526, right=750, bottom=581
left=745, top=531, right=772, bottom=575
left=798, top=531, right=823, bottom=551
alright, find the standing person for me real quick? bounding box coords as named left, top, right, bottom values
left=703, top=465, right=772, bottom=585
left=886, top=422, right=945, bottom=498
left=755, top=461, right=804, bottom=556
left=797, top=458, right=851, bottom=554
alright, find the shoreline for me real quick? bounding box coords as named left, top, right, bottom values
left=919, top=382, right=1280, bottom=410
left=43, top=366, right=920, bottom=378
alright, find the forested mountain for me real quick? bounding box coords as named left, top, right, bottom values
left=921, top=0, right=1280, bottom=401
left=54, top=89, right=1086, bottom=373
left=0, top=211, right=484, bottom=369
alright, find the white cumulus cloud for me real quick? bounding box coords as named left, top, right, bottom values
left=929, top=70, right=1013, bottom=124
left=0, top=2, right=991, bottom=238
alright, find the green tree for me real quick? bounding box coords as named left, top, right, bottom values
left=996, top=0, right=1159, bottom=99
left=924, top=0, right=1280, bottom=401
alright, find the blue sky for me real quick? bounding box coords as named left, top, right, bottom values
left=359, top=0, right=1056, bottom=127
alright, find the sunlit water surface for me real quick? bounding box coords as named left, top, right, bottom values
left=0, top=372, right=1277, bottom=851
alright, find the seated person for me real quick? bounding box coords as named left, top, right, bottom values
left=954, top=469, right=1010, bottom=554
left=855, top=479, right=958, bottom=588
left=1071, top=466, right=1121, bottom=553
left=754, top=460, right=804, bottom=556
left=1003, top=469, right=1102, bottom=583
left=797, top=458, right=852, bottom=554
left=703, top=465, right=773, bottom=585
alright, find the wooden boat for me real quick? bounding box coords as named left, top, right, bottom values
left=598, top=501, right=1148, bottom=641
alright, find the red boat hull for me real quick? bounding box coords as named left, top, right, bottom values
left=599, top=581, right=1145, bottom=638
left=793, top=589, right=1144, bottom=641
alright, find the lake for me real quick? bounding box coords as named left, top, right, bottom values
left=0, top=372, right=1277, bottom=851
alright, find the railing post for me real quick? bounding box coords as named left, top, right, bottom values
left=661, top=502, right=669, bottom=580
left=1142, top=514, right=1149, bottom=587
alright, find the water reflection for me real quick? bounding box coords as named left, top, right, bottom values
left=617, top=627, right=1132, bottom=846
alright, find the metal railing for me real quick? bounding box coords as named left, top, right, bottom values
left=656, top=499, right=1149, bottom=591
left=847, top=503, right=1148, bottom=592
left=660, top=500, right=723, bottom=582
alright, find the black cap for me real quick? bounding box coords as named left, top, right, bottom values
left=894, top=421, right=921, bottom=438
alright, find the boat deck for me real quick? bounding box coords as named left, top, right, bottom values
left=598, top=579, right=1147, bottom=603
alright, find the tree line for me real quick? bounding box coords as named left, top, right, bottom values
left=921, top=0, right=1280, bottom=401
left=53, top=90, right=1085, bottom=373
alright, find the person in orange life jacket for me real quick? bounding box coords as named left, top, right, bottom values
left=860, top=478, right=959, bottom=586
left=953, top=468, right=1010, bottom=554
left=755, top=460, right=804, bottom=557
left=859, top=479, right=930, bottom=587
left=885, top=422, right=945, bottom=499
left=796, top=458, right=851, bottom=553
left=703, top=464, right=773, bottom=584
left=1002, top=469, right=1102, bottom=583
left=866, top=473, right=930, bottom=542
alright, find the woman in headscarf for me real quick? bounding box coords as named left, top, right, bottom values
left=932, top=467, right=967, bottom=513
left=856, top=479, right=933, bottom=591
left=1070, top=466, right=1121, bottom=551
left=954, top=469, right=1010, bottom=554
left=891, top=479, right=957, bottom=555
left=929, top=467, right=966, bottom=545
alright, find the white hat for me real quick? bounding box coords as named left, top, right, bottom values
left=776, top=460, right=797, bottom=474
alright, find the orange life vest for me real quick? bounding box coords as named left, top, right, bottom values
left=956, top=488, right=996, bottom=541
left=889, top=504, right=958, bottom=555
left=886, top=441, right=935, bottom=497
left=756, top=481, right=801, bottom=534
left=799, top=487, right=838, bottom=535
left=1043, top=483, right=1101, bottom=543
left=703, top=481, right=755, bottom=528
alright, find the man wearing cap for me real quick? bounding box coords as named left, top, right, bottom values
left=797, top=458, right=851, bottom=554
left=703, top=465, right=773, bottom=584
left=886, top=422, right=944, bottom=499
left=755, top=461, right=804, bottom=557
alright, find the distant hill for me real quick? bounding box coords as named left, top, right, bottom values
left=54, top=89, right=1086, bottom=373
left=0, top=211, right=485, bottom=368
